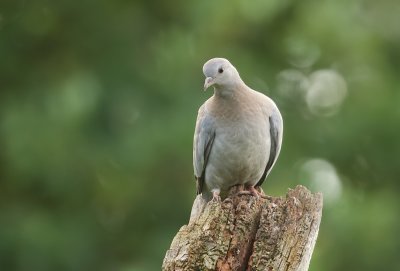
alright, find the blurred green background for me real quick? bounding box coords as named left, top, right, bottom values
left=1, top=0, right=399, bottom=270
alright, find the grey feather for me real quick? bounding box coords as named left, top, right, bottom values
left=257, top=109, right=283, bottom=187
left=193, top=105, right=216, bottom=195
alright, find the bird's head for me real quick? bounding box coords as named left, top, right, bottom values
left=202, top=58, right=242, bottom=91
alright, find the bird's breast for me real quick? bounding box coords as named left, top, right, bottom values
left=205, top=113, right=270, bottom=190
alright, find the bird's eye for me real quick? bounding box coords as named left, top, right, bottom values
left=218, top=67, right=224, bottom=74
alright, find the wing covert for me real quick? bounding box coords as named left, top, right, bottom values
left=256, top=108, right=283, bottom=187
left=193, top=105, right=216, bottom=195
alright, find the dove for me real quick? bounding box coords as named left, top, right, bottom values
left=193, top=58, right=283, bottom=201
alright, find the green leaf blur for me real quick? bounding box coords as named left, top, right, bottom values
left=1, top=0, right=399, bottom=270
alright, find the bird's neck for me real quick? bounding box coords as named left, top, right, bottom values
left=213, top=80, right=247, bottom=99
left=213, top=88, right=234, bottom=98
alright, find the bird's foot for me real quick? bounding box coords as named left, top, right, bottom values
left=237, top=186, right=269, bottom=199
left=212, top=190, right=221, bottom=202
left=236, top=186, right=257, bottom=198
left=248, top=186, right=261, bottom=198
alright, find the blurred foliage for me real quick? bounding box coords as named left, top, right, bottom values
left=1, top=0, right=399, bottom=270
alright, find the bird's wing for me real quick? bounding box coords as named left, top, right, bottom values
left=193, top=104, right=216, bottom=195
left=256, top=107, right=283, bottom=187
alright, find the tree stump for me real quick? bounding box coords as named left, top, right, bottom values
left=162, top=185, right=323, bottom=271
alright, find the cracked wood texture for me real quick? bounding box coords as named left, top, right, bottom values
left=162, top=185, right=322, bottom=271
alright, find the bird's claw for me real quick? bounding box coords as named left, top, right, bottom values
left=237, top=186, right=269, bottom=199
left=248, top=186, right=261, bottom=198
left=212, top=191, right=221, bottom=202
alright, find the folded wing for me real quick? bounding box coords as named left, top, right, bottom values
left=193, top=105, right=216, bottom=195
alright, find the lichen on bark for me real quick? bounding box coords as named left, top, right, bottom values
left=163, top=185, right=322, bottom=271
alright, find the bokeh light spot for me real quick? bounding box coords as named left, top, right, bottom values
left=305, top=69, right=347, bottom=117
left=285, top=37, right=321, bottom=68
left=276, top=69, right=309, bottom=97
left=299, top=158, right=343, bottom=206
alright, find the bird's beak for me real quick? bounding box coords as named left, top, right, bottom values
left=204, top=77, right=214, bottom=91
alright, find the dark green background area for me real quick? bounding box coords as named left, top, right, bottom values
left=1, top=0, right=399, bottom=270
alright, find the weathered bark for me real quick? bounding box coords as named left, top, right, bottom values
left=162, top=185, right=322, bottom=271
